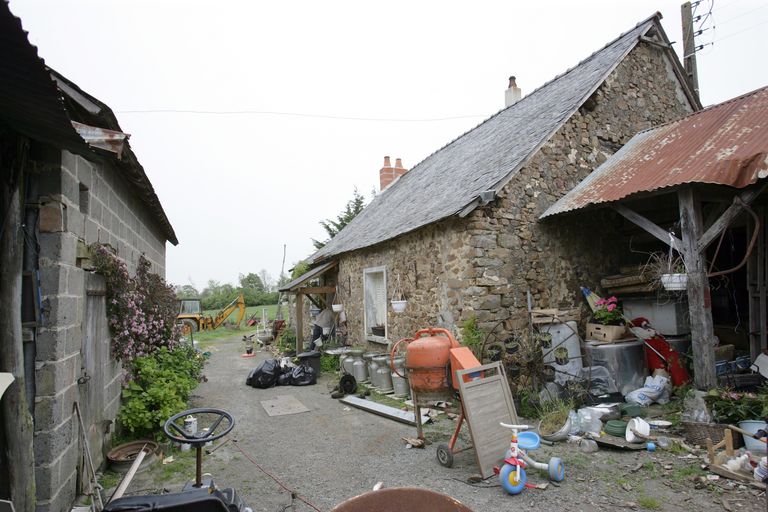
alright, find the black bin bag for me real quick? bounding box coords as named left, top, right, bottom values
left=245, top=359, right=282, bottom=389
left=289, top=364, right=316, bottom=386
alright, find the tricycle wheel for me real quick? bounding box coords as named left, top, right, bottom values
left=548, top=457, right=565, bottom=482
left=500, top=463, right=526, bottom=494
left=436, top=443, right=454, bottom=468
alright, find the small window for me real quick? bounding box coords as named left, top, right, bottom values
left=79, top=183, right=89, bottom=214
left=363, top=266, right=387, bottom=339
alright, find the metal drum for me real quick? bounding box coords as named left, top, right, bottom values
left=391, top=356, right=409, bottom=398
left=373, top=355, right=393, bottom=392
left=585, top=340, right=649, bottom=395
left=352, top=352, right=368, bottom=383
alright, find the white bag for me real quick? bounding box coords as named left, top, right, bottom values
left=625, top=375, right=670, bottom=406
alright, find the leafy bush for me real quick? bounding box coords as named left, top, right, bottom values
left=704, top=386, right=768, bottom=424
left=118, top=345, right=206, bottom=438
left=461, top=316, right=484, bottom=358
left=276, top=327, right=297, bottom=353
left=320, top=353, right=338, bottom=373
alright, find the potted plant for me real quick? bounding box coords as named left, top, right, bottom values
left=705, top=387, right=768, bottom=452
left=391, top=273, right=407, bottom=313
left=645, top=249, right=688, bottom=291
left=586, top=296, right=626, bottom=342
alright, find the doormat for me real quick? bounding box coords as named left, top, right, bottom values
left=260, top=395, right=310, bottom=417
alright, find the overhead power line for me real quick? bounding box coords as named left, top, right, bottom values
left=115, top=109, right=487, bottom=122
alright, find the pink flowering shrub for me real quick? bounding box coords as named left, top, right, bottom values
left=91, top=244, right=180, bottom=367
left=592, top=296, right=624, bottom=326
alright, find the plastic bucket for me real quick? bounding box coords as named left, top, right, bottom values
left=626, top=417, right=651, bottom=443
left=738, top=420, right=768, bottom=453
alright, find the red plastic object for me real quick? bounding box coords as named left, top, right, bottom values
left=631, top=317, right=690, bottom=386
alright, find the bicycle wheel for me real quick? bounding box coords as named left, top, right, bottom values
left=499, top=463, right=527, bottom=495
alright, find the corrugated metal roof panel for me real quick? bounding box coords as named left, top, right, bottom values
left=0, top=1, right=91, bottom=158
left=542, top=86, right=768, bottom=218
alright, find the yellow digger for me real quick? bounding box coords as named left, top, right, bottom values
left=177, top=293, right=246, bottom=335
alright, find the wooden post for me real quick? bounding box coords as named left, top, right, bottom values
left=678, top=188, right=717, bottom=389
left=295, top=292, right=303, bottom=354
left=0, top=152, right=35, bottom=511
left=681, top=1, right=700, bottom=100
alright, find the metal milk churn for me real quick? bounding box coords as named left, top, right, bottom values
left=363, top=352, right=379, bottom=384
left=391, top=356, right=410, bottom=398
left=352, top=352, right=368, bottom=383
left=369, top=355, right=382, bottom=389
left=374, top=355, right=394, bottom=393
left=342, top=349, right=361, bottom=375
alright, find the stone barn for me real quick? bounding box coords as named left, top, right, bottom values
left=303, top=13, right=700, bottom=349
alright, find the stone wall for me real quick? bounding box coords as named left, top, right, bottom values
left=334, top=41, right=694, bottom=345
left=33, top=150, right=168, bottom=511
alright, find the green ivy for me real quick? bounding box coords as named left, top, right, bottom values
left=320, top=353, right=338, bottom=373
left=118, top=345, right=206, bottom=439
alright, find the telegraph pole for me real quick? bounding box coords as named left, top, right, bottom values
left=681, top=1, right=700, bottom=100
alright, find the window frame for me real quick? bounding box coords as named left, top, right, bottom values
left=362, top=266, right=387, bottom=343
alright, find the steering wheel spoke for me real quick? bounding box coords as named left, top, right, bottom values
left=163, top=408, right=235, bottom=447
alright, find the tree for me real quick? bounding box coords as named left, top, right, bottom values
left=238, top=272, right=264, bottom=292
left=312, top=187, right=367, bottom=249
left=174, top=284, right=199, bottom=298
left=258, top=269, right=274, bottom=292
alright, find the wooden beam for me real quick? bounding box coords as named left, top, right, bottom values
left=678, top=188, right=717, bottom=390
left=697, top=180, right=768, bottom=252
left=612, top=204, right=684, bottom=253
left=295, top=286, right=336, bottom=295
left=0, top=156, right=35, bottom=512
left=295, top=293, right=304, bottom=354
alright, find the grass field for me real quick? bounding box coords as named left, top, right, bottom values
left=186, top=303, right=286, bottom=343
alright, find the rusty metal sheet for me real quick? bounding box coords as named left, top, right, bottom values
left=543, top=86, right=768, bottom=218
left=71, top=121, right=129, bottom=157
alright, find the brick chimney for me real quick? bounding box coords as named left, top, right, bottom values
left=379, top=156, right=408, bottom=191
left=505, top=76, right=522, bottom=107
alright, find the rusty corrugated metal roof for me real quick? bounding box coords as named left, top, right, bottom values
left=542, top=86, right=768, bottom=218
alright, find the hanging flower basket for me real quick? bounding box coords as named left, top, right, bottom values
left=391, top=300, right=407, bottom=313
left=660, top=273, right=688, bottom=291
left=332, top=304, right=344, bottom=313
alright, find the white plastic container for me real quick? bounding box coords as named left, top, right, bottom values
left=626, top=417, right=651, bottom=443
left=739, top=420, right=768, bottom=453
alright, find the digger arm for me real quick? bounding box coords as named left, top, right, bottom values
left=211, top=293, right=246, bottom=329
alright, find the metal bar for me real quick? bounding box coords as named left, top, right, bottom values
left=195, top=446, right=203, bottom=487
left=447, top=412, right=465, bottom=451
left=339, top=395, right=430, bottom=426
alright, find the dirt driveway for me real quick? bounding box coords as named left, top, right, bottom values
left=125, top=334, right=763, bottom=512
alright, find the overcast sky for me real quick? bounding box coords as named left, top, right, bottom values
left=10, top=0, right=768, bottom=289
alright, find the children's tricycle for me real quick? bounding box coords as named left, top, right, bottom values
left=497, top=422, right=565, bottom=495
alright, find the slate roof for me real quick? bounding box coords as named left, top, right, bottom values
left=541, top=86, right=768, bottom=218
left=312, top=13, right=695, bottom=263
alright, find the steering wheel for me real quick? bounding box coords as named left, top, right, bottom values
left=163, top=408, right=234, bottom=446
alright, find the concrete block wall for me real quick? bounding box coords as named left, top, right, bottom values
left=33, top=150, right=168, bottom=511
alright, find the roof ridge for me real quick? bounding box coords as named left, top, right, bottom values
left=385, top=14, right=660, bottom=194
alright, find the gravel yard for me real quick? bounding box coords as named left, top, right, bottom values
left=122, top=335, right=763, bottom=512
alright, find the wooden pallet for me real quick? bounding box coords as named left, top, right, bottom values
left=455, top=362, right=519, bottom=479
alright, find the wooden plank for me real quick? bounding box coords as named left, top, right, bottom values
left=678, top=188, right=717, bottom=389
left=456, top=362, right=518, bottom=479
left=295, top=286, right=336, bottom=295
left=613, top=204, right=684, bottom=255
left=339, top=396, right=430, bottom=426
left=600, top=274, right=648, bottom=288
left=697, top=180, right=768, bottom=252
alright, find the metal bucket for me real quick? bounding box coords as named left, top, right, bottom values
left=331, top=488, right=473, bottom=512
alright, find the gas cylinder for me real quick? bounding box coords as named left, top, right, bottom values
left=399, top=328, right=459, bottom=401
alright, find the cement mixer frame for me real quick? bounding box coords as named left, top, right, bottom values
left=391, top=328, right=520, bottom=477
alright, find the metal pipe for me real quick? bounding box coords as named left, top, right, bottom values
left=195, top=446, right=203, bottom=487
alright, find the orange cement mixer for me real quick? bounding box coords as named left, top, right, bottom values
left=391, top=327, right=481, bottom=440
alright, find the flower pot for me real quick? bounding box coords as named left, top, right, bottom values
left=586, top=322, right=626, bottom=342
left=738, top=420, right=768, bottom=452
left=391, top=300, right=407, bottom=313
left=661, top=273, right=688, bottom=291
left=332, top=304, right=344, bottom=313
